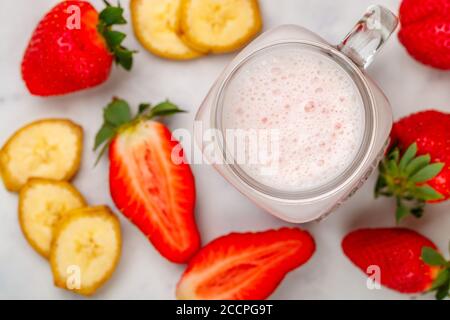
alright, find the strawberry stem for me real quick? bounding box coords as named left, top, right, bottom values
left=375, top=142, right=444, bottom=223
left=97, top=1, right=135, bottom=70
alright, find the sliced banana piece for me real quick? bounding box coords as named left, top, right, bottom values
left=179, top=0, right=262, bottom=53
left=0, top=119, right=83, bottom=192
left=131, top=0, right=203, bottom=60
left=19, top=178, right=86, bottom=258
left=50, top=206, right=121, bottom=296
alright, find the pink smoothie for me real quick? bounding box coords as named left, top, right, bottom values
left=222, top=46, right=365, bottom=192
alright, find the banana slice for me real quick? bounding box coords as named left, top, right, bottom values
left=131, top=0, right=203, bottom=60
left=179, top=0, right=262, bottom=53
left=50, top=206, right=121, bottom=296
left=0, top=119, right=83, bottom=192
left=18, top=178, right=86, bottom=258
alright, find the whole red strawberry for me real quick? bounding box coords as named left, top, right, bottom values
left=342, top=228, right=450, bottom=299
left=177, top=228, right=315, bottom=300
left=398, top=0, right=450, bottom=69
left=375, top=110, right=450, bottom=221
left=22, top=0, right=134, bottom=96
left=94, top=98, right=200, bottom=264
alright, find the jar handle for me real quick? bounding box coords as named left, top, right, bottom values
left=338, top=5, right=398, bottom=69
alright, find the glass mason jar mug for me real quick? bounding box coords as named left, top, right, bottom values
left=194, top=6, right=398, bottom=223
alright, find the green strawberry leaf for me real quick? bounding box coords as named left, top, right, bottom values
left=387, top=159, right=399, bottom=176
left=422, top=247, right=447, bottom=266
left=435, top=281, right=449, bottom=300
left=104, top=98, right=132, bottom=126
left=94, top=140, right=112, bottom=166
left=395, top=199, right=409, bottom=223
left=99, top=3, right=126, bottom=26
left=422, top=246, right=450, bottom=300
left=410, top=162, right=444, bottom=183
left=399, top=143, right=417, bottom=171
left=404, top=154, right=431, bottom=177
left=94, top=123, right=116, bottom=151
left=138, top=103, right=151, bottom=115
left=94, top=97, right=130, bottom=166
left=98, top=1, right=135, bottom=71
left=148, top=101, right=186, bottom=118
left=103, top=30, right=126, bottom=47
left=431, top=269, right=449, bottom=291
left=414, top=185, right=444, bottom=201
left=114, top=46, right=134, bottom=71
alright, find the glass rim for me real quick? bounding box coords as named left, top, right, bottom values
left=212, top=41, right=377, bottom=202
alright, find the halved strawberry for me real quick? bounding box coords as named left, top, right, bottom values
left=95, top=98, right=200, bottom=263
left=176, top=228, right=315, bottom=300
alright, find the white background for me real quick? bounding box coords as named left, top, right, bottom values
left=0, top=0, right=449, bottom=299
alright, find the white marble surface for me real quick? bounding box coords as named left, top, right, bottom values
left=0, top=0, right=449, bottom=300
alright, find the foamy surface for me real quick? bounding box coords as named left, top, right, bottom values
left=222, top=46, right=365, bottom=192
